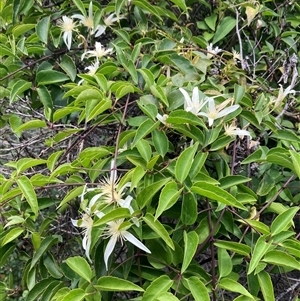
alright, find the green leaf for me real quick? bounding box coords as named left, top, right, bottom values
left=218, top=278, right=255, bottom=299
left=181, top=192, right=197, bottom=225
left=263, top=250, right=300, bottom=270
left=10, top=79, right=31, bottom=103
left=184, top=276, right=210, bottom=301
left=257, top=271, right=274, bottom=301
left=138, top=68, right=155, bottom=87
left=12, top=23, right=35, bottom=37
left=47, top=150, right=64, bottom=172
left=37, top=70, right=69, bottom=85
left=136, top=139, right=152, bottom=162
left=1, top=227, right=24, bottom=246
left=167, top=110, right=206, bottom=127
left=169, top=54, right=198, bottom=79
left=270, top=207, right=299, bottom=236
left=93, top=208, right=131, bottom=227
left=72, top=0, right=86, bottom=16
left=271, top=129, right=300, bottom=143
left=86, top=99, right=112, bottom=122
left=37, top=86, right=53, bottom=122
left=66, top=256, right=92, bottom=282
left=143, top=213, right=175, bottom=250
left=36, top=16, right=50, bottom=44
left=205, top=14, right=217, bottom=31
left=266, top=148, right=294, bottom=170
left=218, top=248, right=232, bottom=278
left=248, top=235, right=272, bottom=275
left=169, top=0, right=187, bottom=12
left=155, top=181, right=182, bottom=219
left=60, top=55, right=77, bottom=81
left=142, top=275, right=173, bottom=301
left=137, top=177, right=170, bottom=208
left=152, top=129, right=169, bottom=158
left=61, top=289, right=86, bottom=301
left=58, top=186, right=85, bottom=208
left=156, top=292, right=180, bottom=301
left=31, top=236, right=61, bottom=269
left=181, top=231, right=199, bottom=274
left=289, top=150, right=300, bottom=179
left=16, top=158, right=47, bottom=173
left=241, top=220, right=270, bottom=235
left=96, top=276, right=144, bottom=292
left=191, top=182, right=246, bottom=210
left=150, top=85, right=169, bottom=107
left=214, top=241, right=251, bottom=257
left=17, top=175, right=38, bottom=216
left=132, top=118, right=159, bottom=148
left=15, top=119, right=46, bottom=133
left=175, top=142, right=198, bottom=183
left=132, top=0, right=163, bottom=21
left=212, top=16, right=236, bottom=44
left=219, top=175, right=251, bottom=189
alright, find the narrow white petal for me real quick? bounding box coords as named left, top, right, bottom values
left=208, top=117, right=214, bottom=127
left=94, top=25, right=106, bottom=37
left=71, top=14, right=85, bottom=21
left=207, top=98, right=216, bottom=112
left=89, top=193, right=104, bottom=208
left=234, top=129, right=252, bottom=137
left=217, top=105, right=240, bottom=119
left=179, top=88, right=193, bottom=110
left=71, top=218, right=79, bottom=226
left=104, top=235, right=118, bottom=270
left=119, top=195, right=133, bottom=209
left=191, top=87, right=199, bottom=107
left=84, top=228, right=92, bottom=262
left=123, top=231, right=151, bottom=253
left=88, top=1, right=93, bottom=19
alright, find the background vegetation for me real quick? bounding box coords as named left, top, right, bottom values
left=0, top=0, right=299, bottom=300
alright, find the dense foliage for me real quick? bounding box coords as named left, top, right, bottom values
left=0, top=0, right=299, bottom=300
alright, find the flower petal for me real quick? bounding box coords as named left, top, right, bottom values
left=217, top=105, right=240, bottom=119
left=122, top=231, right=151, bottom=254
left=104, top=235, right=118, bottom=270
left=179, top=88, right=193, bottom=111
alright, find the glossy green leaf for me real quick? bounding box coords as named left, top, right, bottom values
left=167, top=110, right=206, bottom=127
left=1, top=227, right=24, bottom=246
left=214, top=241, right=251, bottom=257
left=181, top=231, right=199, bottom=274
left=213, top=16, right=236, bottom=44
left=132, top=118, right=159, bottom=148
left=142, top=275, right=173, bottom=301
left=17, top=175, right=38, bottom=216
left=218, top=278, right=255, bottom=299
left=150, top=85, right=169, bottom=107
left=175, top=142, right=198, bottom=183
left=137, top=177, right=170, bottom=208
left=61, top=289, right=86, bottom=301
left=144, top=213, right=174, bottom=250
left=271, top=129, right=300, bottom=143
left=16, top=158, right=47, bottom=173
left=47, top=150, right=64, bottom=172
left=66, top=256, right=92, bottom=282
left=289, top=150, right=300, bottom=179
left=10, top=79, right=31, bottom=103
left=36, top=16, right=50, bottom=44
left=181, top=192, right=197, bottom=225
left=37, top=86, right=53, bottom=122
left=72, top=0, right=86, bottom=16
left=219, top=175, right=251, bottom=189
left=37, top=70, right=69, bottom=85
left=270, top=207, right=299, bottom=236
left=170, top=0, right=187, bottom=12
left=184, top=276, right=210, bottom=301
left=191, top=182, right=246, bottom=210
left=155, top=181, right=182, bottom=219
left=96, top=276, right=144, bottom=291
left=136, top=139, right=152, bottom=162
left=132, top=0, right=162, bottom=21
left=43, top=256, right=63, bottom=279
left=58, top=186, right=85, bottom=208
left=152, top=129, right=169, bottom=158
left=12, top=23, right=35, bottom=37
left=93, top=208, right=131, bottom=227
left=60, top=55, right=77, bottom=81
left=218, top=248, right=232, bottom=278
left=26, top=277, right=57, bottom=301
left=248, top=235, right=273, bottom=275
left=138, top=68, right=155, bottom=87
left=262, top=250, right=300, bottom=270
left=257, top=270, right=274, bottom=301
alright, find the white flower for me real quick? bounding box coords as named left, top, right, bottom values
left=71, top=205, right=104, bottom=262
left=198, top=98, right=240, bottom=127
left=156, top=113, right=169, bottom=125
left=57, top=16, right=77, bottom=50
left=273, top=84, right=296, bottom=108
left=81, top=42, right=113, bottom=61
left=89, top=161, right=133, bottom=212
left=72, top=1, right=94, bottom=33
left=179, top=87, right=209, bottom=115
left=78, top=61, right=99, bottom=85
left=206, top=43, right=222, bottom=59
left=103, top=219, right=151, bottom=270
left=95, top=13, right=124, bottom=37
left=224, top=123, right=252, bottom=139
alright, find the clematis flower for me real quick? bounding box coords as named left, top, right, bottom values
left=72, top=1, right=95, bottom=34
left=81, top=42, right=113, bottom=61
left=78, top=61, right=99, bottom=85
left=272, top=84, right=295, bottom=108
left=57, top=16, right=77, bottom=50
left=206, top=43, right=222, bottom=59
left=95, top=13, right=124, bottom=37
left=198, top=98, right=240, bottom=127
left=179, top=87, right=209, bottom=115
left=89, top=161, right=133, bottom=213
left=156, top=113, right=169, bottom=125
left=71, top=205, right=104, bottom=262
left=103, top=219, right=151, bottom=270
left=224, top=123, right=252, bottom=139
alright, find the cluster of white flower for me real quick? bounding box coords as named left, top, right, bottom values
left=157, top=87, right=251, bottom=138
left=58, top=2, right=122, bottom=84
left=72, top=161, right=151, bottom=270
